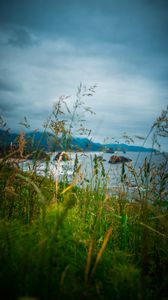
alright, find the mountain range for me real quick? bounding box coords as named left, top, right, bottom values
left=0, top=129, right=156, bottom=153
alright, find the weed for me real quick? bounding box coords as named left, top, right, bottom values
left=0, top=88, right=167, bottom=300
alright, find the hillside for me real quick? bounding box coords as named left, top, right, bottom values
left=0, top=129, right=156, bottom=154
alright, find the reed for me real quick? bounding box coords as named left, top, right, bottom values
left=0, top=87, right=167, bottom=300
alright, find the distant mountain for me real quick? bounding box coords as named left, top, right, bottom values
left=0, top=129, right=157, bottom=155
left=63, top=137, right=156, bottom=152
left=71, top=137, right=102, bottom=151
left=103, top=143, right=156, bottom=153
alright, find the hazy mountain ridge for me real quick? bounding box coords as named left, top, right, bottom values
left=0, top=130, right=156, bottom=153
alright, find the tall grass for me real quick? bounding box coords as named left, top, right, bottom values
left=0, top=87, right=168, bottom=300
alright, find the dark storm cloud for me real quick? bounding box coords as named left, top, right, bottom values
left=0, top=77, right=19, bottom=92
left=0, top=0, right=167, bottom=148
left=1, top=0, right=168, bottom=43
left=0, top=0, right=167, bottom=81
left=0, top=94, right=24, bottom=117
left=0, top=93, right=49, bottom=120
left=0, top=98, right=19, bottom=113
left=0, top=70, right=20, bottom=92
left=8, top=28, right=38, bottom=48
left=0, top=70, right=22, bottom=115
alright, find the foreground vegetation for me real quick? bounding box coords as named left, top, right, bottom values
left=0, top=87, right=168, bottom=300
left=0, top=162, right=168, bottom=300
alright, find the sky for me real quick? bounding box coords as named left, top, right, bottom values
left=0, top=0, right=168, bottom=149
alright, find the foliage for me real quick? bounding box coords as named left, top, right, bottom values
left=0, top=86, right=168, bottom=300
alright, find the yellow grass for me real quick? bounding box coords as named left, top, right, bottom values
left=91, top=226, right=113, bottom=277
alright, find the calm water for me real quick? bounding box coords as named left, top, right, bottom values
left=19, top=151, right=166, bottom=190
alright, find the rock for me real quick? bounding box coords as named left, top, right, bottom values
left=55, top=152, right=70, bottom=161
left=105, top=148, right=115, bottom=153
left=109, top=155, right=132, bottom=164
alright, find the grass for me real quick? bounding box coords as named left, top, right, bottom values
left=0, top=88, right=168, bottom=300
left=0, top=162, right=168, bottom=300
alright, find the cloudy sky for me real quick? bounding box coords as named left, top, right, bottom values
left=0, top=0, right=168, bottom=149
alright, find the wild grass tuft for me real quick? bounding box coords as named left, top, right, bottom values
left=0, top=87, right=167, bottom=300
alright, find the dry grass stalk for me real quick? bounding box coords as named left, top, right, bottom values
left=18, top=131, right=26, bottom=158
left=91, top=226, right=112, bottom=277
left=85, top=241, right=93, bottom=284
left=60, top=178, right=78, bottom=195
left=60, top=265, right=69, bottom=291
left=54, top=151, right=66, bottom=200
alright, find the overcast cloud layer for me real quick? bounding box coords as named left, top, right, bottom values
left=0, top=0, right=168, bottom=149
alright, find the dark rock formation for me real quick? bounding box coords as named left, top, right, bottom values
left=105, top=148, right=114, bottom=153
left=55, top=152, right=70, bottom=161
left=109, top=155, right=132, bottom=164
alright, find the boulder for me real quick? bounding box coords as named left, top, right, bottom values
left=55, top=152, right=70, bottom=161
left=109, top=155, right=132, bottom=164
left=105, top=148, right=114, bottom=153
